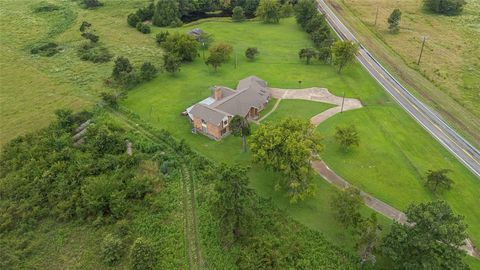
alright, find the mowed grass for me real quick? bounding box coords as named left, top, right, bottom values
left=0, top=0, right=161, bottom=145
left=327, top=0, right=480, bottom=146
left=123, top=17, right=480, bottom=256
left=262, top=99, right=335, bottom=123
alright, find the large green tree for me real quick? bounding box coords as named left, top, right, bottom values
left=230, top=115, right=251, bottom=152
left=423, top=0, right=466, bottom=15
left=161, top=32, right=199, bottom=62
left=294, top=0, right=317, bottom=29
left=153, top=0, right=180, bottom=27
left=304, top=13, right=328, bottom=34
left=214, top=164, right=254, bottom=244
left=250, top=118, right=323, bottom=203
left=382, top=201, right=468, bottom=270
left=205, top=43, right=233, bottom=71
left=425, top=169, right=454, bottom=194
left=331, top=40, right=358, bottom=73
left=331, top=187, right=363, bottom=230
left=255, top=0, right=281, bottom=24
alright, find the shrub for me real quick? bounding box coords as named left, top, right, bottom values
left=100, top=92, right=119, bottom=108
left=163, top=53, right=181, bottom=75
left=130, top=238, right=156, bottom=270
left=155, top=31, right=170, bottom=45
left=81, top=32, right=99, bottom=43
left=34, top=4, right=60, bottom=13
left=117, top=72, right=139, bottom=90
left=245, top=47, right=259, bottom=60
left=101, top=233, right=124, bottom=266
left=136, top=3, right=155, bottom=21
left=77, top=43, right=112, bottom=63
left=136, top=22, right=151, bottom=34
left=30, top=42, right=60, bottom=57
left=127, top=13, right=140, bottom=27
left=232, top=6, right=245, bottom=22
left=139, top=62, right=157, bottom=81
left=160, top=161, right=169, bottom=174
left=82, top=0, right=103, bottom=9
left=423, top=0, right=466, bottom=15
left=112, top=57, right=133, bottom=80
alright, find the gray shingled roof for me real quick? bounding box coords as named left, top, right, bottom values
left=188, top=76, right=270, bottom=125
left=190, top=104, right=229, bottom=126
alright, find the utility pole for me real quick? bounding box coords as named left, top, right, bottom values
left=417, top=36, right=426, bottom=65
left=374, top=7, right=379, bottom=26
left=235, top=53, right=238, bottom=69
left=202, top=42, right=205, bottom=61
left=341, top=92, right=345, bottom=113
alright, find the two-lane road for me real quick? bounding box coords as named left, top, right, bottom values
left=317, top=0, right=480, bottom=178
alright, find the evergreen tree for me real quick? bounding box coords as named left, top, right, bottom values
left=153, top=0, right=180, bottom=27
left=387, top=8, right=402, bottom=34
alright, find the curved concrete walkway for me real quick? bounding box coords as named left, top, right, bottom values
left=311, top=160, right=479, bottom=258
left=264, top=87, right=363, bottom=126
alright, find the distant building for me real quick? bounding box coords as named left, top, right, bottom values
left=187, top=28, right=203, bottom=41
left=185, top=76, right=271, bottom=140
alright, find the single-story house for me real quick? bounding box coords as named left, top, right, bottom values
left=185, top=76, right=271, bottom=140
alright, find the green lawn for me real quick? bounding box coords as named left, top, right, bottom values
left=262, top=99, right=335, bottom=123
left=0, top=0, right=161, bottom=145
left=123, top=17, right=480, bottom=257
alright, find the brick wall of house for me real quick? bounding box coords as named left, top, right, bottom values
left=192, top=116, right=202, bottom=130
left=207, top=122, right=222, bottom=139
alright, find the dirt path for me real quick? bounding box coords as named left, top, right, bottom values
left=263, top=87, right=363, bottom=126
left=311, top=159, right=480, bottom=258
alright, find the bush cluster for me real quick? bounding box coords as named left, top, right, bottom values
left=127, top=3, right=155, bottom=33
left=30, top=42, right=60, bottom=57
left=82, top=0, right=103, bottom=9
left=111, top=57, right=158, bottom=89
left=77, top=42, right=112, bottom=63
left=0, top=110, right=156, bottom=231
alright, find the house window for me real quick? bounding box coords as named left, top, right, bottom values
left=201, top=119, right=207, bottom=125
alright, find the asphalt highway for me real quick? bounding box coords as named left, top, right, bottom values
left=317, top=0, right=480, bottom=178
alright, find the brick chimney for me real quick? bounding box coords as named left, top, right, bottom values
left=213, top=86, right=222, bottom=100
